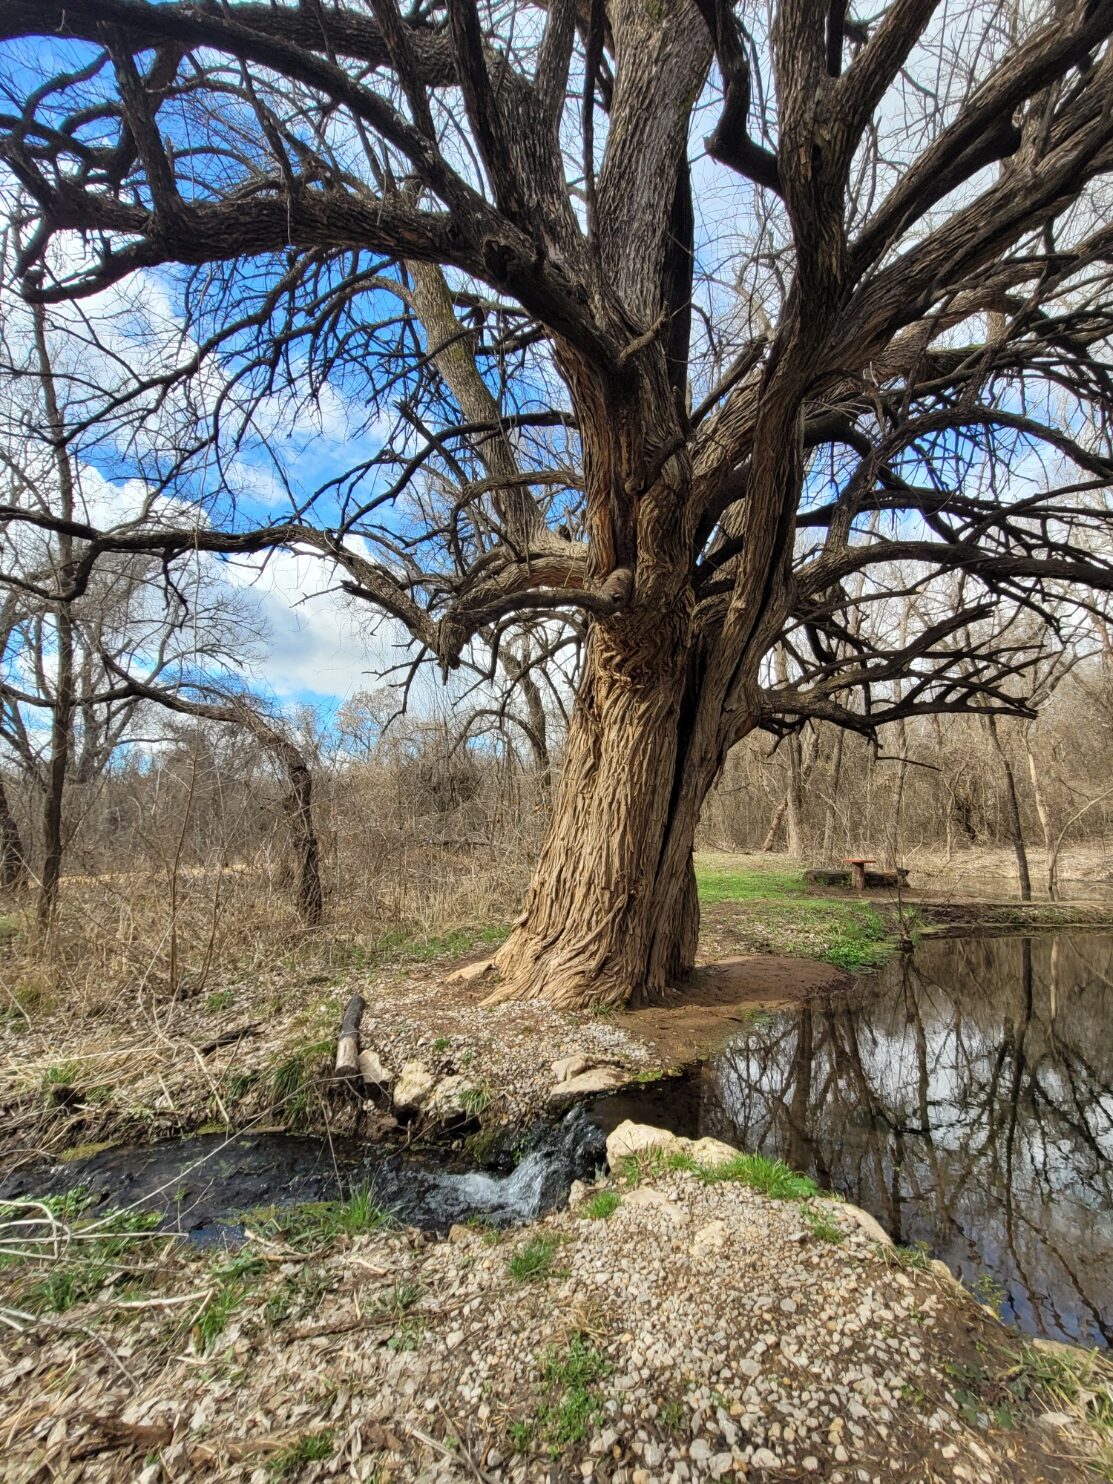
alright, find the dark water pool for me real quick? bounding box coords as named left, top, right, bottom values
left=5, top=933, right=1110, bottom=1348
left=600, top=932, right=1113, bottom=1348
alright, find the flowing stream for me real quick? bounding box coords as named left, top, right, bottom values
left=4, top=932, right=1111, bottom=1346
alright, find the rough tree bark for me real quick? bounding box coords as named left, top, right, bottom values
left=0, top=775, right=27, bottom=889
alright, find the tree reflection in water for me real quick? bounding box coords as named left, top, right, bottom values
left=703, top=934, right=1113, bottom=1348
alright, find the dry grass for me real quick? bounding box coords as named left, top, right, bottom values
left=0, top=842, right=533, bottom=1163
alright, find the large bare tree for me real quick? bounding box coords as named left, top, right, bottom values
left=2, top=0, right=1113, bottom=1004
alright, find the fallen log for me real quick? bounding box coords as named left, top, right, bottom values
left=334, top=993, right=365, bottom=1079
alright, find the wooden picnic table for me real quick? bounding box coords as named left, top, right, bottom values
left=842, top=856, right=876, bottom=891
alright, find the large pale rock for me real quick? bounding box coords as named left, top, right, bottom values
left=547, top=1066, right=629, bottom=1106
left=358, top=1048, right=394, bottom=1089
left=622, top=1186, right=684, bottom=1223
left=817, top=1198, right=891, bottom=1246
left=605, top=1120, right=688, bottom=1165
left=691, top=1219, right=730, bottom=1256
left=426, top=1074, right=480, bottom=1121
left=686, top=1136, right=739, bottom=1169
left=393, top=1061, right=435, bottom=1111
left=551, top=1053, right=596, bottom=1083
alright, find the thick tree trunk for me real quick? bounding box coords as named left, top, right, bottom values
left=489, top=616, right=711, bottom=1009
left=283, top=753, right=323, bottom=927
left=761, top=795, right=788, bottom=852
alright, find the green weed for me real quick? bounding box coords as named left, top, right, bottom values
left=268, top=1036, right=331, bottom=1126
left=971, top=1271, right=1007, bottom=1314
left=508, top=1235, right=560, bottom=1282
left=658, top=1397, right=686, bottom=1433
left=267, top=1430, right=334, bottom=1477
left=507, top=1420, right=534, bottom=1452
left=41, top=1060, right=82, bottom=1090
left=536, top=1335, right=613, bottom=1454
left=685, top=1151, right=819, bottom=1200
left=256, top=1183, right=392, bottom=1250
left=581, top=1190, right=620, bottom=1220
left=883, top=1240, right=932, bottom=1272
left=460, top=1083, right=491, bottom=1116
left=14, top=1204, right=163, bottom=1313
left=205, top=989, right=234, bottom=1012
left=195, top=1254, right=268, bottom=1350
left=802, top=1204, right=844, bottom=1243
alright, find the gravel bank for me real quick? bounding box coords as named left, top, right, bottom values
left=1, top=1162, right=1086, bottom=1482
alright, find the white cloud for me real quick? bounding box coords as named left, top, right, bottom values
left=219, top=547, right=410, bottom=701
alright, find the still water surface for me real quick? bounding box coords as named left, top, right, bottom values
left=607, top=933, right=1113, bottom=1347
left=5, top=932, right=1110, bottom=1347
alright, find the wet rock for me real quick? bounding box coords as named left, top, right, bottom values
left=394, top=1061, right=436, bottom=1111
left=549, top=1066, right=629, bottom=1106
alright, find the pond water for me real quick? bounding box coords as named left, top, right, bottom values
left=599, top=932, right=1113, bottom=1349
left=5, top=932, right=1111, bottom=1348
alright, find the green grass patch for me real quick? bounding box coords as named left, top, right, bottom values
left=268, top=1036, right=332, bottom=1126
left=254, top=1183, right=392, bottom=1251
left=802, top=1204, right=844, bottom=1243
left=695, top=862, right=808, bottom=903
left=460, top=1083, right=492, bottom=1116
left=41, top=1060, right=82, bottom=1090
left=2, top=1200, right=165, bottom=1313
left=686, top=1151, right=820, bottom=1199
left=205, top=989, right=234, bottom=1012
left=267, top=1431, right=334, bottom=1478
left=695, top=858, right=892, bottom=970
left=535, top=1335, right=613, bottom=1454
left=882, top=1239, right=933, bottom=1272
left=620, top=1147, right=819, bottom=1200
left=580, top=1190, right=620, bottom=1220
left=508, top=1234, right=560, bottom=1282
